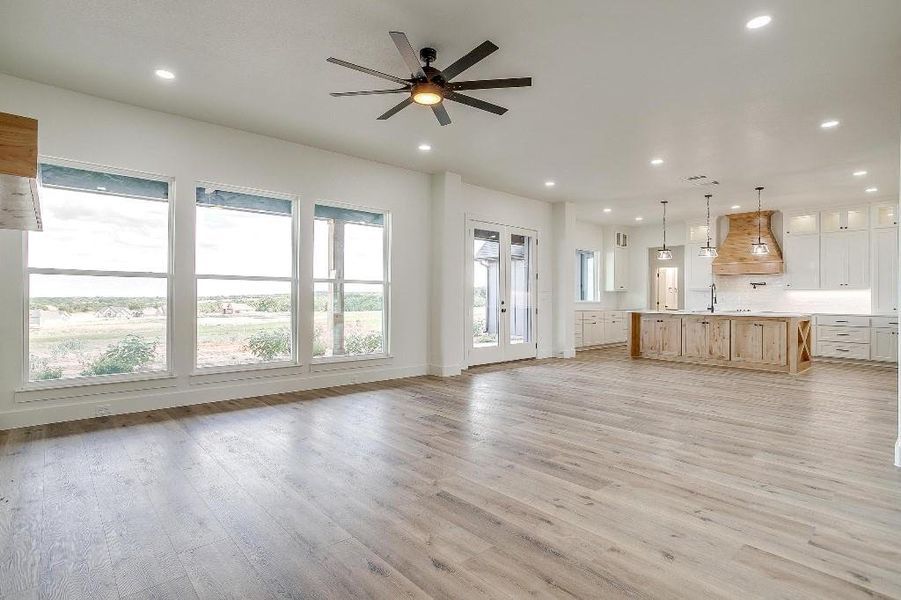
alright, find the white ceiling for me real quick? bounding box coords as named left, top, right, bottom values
left=1, top=0, right=899, bottom=225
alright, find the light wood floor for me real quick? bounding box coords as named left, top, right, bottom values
left=2, top=348, right=900, bottom=599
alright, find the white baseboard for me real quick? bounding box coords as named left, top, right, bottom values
left=0, top=364, right=428, bottom=430
left=895, top=437, right=901, bottom=468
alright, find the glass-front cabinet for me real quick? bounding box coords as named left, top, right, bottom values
left=784, top=210, right=818, bottom=236
left=821, top=207, right=868, bottom=233
left=873, top=203, right=898, bottom=228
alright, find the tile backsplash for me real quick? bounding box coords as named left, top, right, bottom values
left=685, top=274, right=873, bottom=314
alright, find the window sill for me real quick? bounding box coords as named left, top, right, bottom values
left=15, top=371, right=177, bottom=403
left=311, top=353, right=394, bottom=371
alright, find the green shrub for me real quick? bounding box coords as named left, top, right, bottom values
left=345, top=332, right=383, bottom=355
left=253, top=295, right=291, bottom=312
left=312, top=325, right=327, bottom=357
left=82, top=335, right=158, bottom=376
left=29, top=355, right=62, bottom=380
left=245, top=328, right=291, bottom=361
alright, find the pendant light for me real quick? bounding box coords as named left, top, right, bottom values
left=657, top=200, right=673, bottom=260
left=698, top=194, right=718, bottom=258
left=750, top=186, right=769, bottom=255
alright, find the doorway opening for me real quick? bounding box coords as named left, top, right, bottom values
left=655, top=266, right=680, bottom=311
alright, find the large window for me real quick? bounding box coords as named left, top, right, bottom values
left=313, top=204, right=388, bottom=359
left=26, top=163, right=171, bottom=382
left=195, top=186, right=296, bottom=369
left=576, top=249, right=599, bottom=302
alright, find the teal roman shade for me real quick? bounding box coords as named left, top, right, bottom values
left=40, top=164, right=169, bottom=200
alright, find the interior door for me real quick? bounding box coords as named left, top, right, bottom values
left=467, top=220, right=537, bottom=366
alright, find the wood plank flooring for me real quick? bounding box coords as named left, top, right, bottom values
left=1, top=347, right=900, bottom=599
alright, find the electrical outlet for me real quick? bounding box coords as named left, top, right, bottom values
left=95, top=404, right=112, bottom=417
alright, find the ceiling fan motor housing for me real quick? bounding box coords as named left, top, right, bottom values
left=419, top=47, right=437, bottom=66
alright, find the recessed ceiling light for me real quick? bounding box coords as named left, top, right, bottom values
left=865, top=187, right=878, bottom=193
left=544, top=180, right=556, bottom=187
left=635, top=216, right=643, bottom=221
left=853, top=170, right=867, bottom=177
left=650, top=158, right=664, bottom=166
left=154, top=68, right=176, bottom=80
left=746, top=15, right=772, bottom=29
left=731, top=205, right=741, bottom=209
left=820, top=119, right=840, bottom=129
left=418, top=143, right=431, bottom=151
left=603, top=208, right=612, bottom=213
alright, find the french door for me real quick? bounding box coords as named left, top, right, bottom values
left=467, top=219, right=538, bottom=366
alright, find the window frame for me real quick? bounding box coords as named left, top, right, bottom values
left=312, top=199, right=391, bottom=363
left=192, top=180, right=300, bottom=374
left=575, top=249, right=600, bottom=303
left=21, top=156, right=176, bottom=389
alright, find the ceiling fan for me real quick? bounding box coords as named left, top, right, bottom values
left=327, top=31, right=532, bottom=126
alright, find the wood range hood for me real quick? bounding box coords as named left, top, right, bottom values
left=0, top=112, right=42, bottom=231
left=712, top=211, right=783, bottom=275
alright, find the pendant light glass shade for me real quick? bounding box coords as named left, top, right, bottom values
left=750, top=186, right=769, bottom=255
left=657, top=200, right=672, bottom=260
left=699, top=193, right=717, bottom=258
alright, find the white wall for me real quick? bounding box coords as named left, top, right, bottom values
left=0, top=74, right=565, bottom=429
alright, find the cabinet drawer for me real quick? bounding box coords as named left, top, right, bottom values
left=817, top=315, right=870, bottom=327
left=871, top=316, right=899, bottom=329
left=817, top=325, right=870, bottom=344
left=604, top=311, right=625, bottom=321
left=574, top=312, right=584, bottom=323
left=817, top=341, right=870, bottom=360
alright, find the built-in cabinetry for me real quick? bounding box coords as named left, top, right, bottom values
left=605, top=247, right=629, bottom=292
left=629, top=312, right=811, bottom=373
left=871, top=316, right=899, bottom=362
left=730, top=320, right=787, bottom=366
left=783, top=209, right=819, bottom=289
left=782, top=203, right=897, bottom=308
left=681, top=316, right=730, bottom=360
left=575, top=310, right=628, bottom=348
left=814, top=314, right=898, bottom=362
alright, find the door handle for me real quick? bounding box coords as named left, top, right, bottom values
left=501, top=308, right=507, bottom=313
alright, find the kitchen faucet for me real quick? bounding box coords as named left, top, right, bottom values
left=707, top=281, right=717, bottom=313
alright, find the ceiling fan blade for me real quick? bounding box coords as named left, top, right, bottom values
left=450, top=77, right=532, bottom=91
left=326, top=57, right=410, bottom=86
left=330, top=88, right=410, bottom=97
left=445, top=91, right=507, bottom=115
left=377, top=97, right=414, bottom=120
left=432, top=104, right=452, bottom=126
left=440, top=41, right=499, bottom=81
left=389, top=31, right=427, bottom=79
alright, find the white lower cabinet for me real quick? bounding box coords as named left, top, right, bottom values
left=575, top=310, right=628, bottom=348
left=814, top=314, right=898, bottom=362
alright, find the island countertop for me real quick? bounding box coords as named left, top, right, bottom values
left=633, top=310, right=812, bottom=319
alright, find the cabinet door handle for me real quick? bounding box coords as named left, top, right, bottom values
left=836, top=348, right=850, bottom=352
left=836, top=333, right=849, bottom=336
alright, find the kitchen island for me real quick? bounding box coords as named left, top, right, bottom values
left=628, top=311, right=812, bottom=374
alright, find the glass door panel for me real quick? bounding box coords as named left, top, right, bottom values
left=509, top=233, right=532, bottom=346
left=472, top=228, right=501, bottom=350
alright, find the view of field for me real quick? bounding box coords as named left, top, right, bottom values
left=29, top=291, right=384, bottom=380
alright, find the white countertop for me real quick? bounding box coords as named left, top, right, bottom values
left=631, top=310, right=812, bottom=318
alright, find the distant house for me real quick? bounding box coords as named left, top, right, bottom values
left=95, top=306, right=132, bottom=319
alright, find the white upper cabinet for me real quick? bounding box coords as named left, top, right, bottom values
left=605, top=246, right=628, bottom=292
left=783, top=234, right=820, bottom=289
left=784, top=210, right=819, bottom=236
left=822, top=206, right=868, bottom=233
left=872, top=203, right=899, bottom=229
left=874, top=226, right=898, bottom=313
left=821, top=230, right=869, bottom=289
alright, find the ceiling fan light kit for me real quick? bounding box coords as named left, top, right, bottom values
left=327, top=31, right=532, bottom=125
